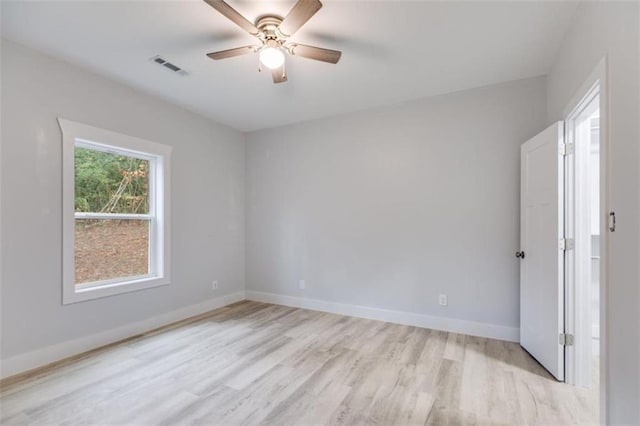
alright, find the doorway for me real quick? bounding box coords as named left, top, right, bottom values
left=519, top=60, right=608, bottom=424
left=565, top=81, right=601, bottom=392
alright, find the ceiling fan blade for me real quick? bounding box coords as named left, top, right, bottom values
left=272, top=64, right=288, bottom=84
left=202, top=0, right=260, bottom=36
left=207, top=46, right=257, bottom=60
left=289, top=43, right=341, bottom=64
left=278, top=0, right=322, bottom=38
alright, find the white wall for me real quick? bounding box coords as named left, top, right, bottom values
left=0, top=40, right=245, bottom=365
left=546, top=2, right=640, bottom=424
left=246, top=77, right=547, bottom=337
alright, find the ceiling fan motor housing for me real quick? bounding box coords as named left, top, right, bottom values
left=256, top=16, right=287, bottom=42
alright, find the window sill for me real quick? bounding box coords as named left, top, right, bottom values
left=63, top=275, right=170, bottom=305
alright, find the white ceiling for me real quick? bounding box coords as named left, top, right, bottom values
left=1, top=0, right=579, bottom=131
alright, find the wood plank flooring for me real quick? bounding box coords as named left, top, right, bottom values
left=0, top=301, right=598, bottom=425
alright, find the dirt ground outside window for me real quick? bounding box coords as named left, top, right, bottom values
left=75, top=220, right=149, bottom=284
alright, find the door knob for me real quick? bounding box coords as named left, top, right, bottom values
left=515, top=251, right=525, bottom=259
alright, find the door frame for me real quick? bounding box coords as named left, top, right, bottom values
left=562, top=58, right=609, bottom=424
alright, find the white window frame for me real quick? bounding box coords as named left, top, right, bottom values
left=59, top=118, right=171, bottom=304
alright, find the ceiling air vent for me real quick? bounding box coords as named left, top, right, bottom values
left=150, top=55, right=188, bottom=76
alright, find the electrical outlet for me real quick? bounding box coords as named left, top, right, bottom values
left=299, top=280, right=306, bottom=290
left=212, top=280, right=219, bottom=290
left=438, top=294, right=448, bottom=306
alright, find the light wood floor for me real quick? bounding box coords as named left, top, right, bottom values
left=0, top=301, right=598, bottom=425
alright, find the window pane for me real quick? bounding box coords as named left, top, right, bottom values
left=75, top=219, right=150, bottom=284
left=75, top=147, right=150, bottom=214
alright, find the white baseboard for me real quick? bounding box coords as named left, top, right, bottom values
left=0, top=291, right=246, bottom=380
left=246, top=291, right=520, bottom=342
left=1, top=289, right=520, bottom=380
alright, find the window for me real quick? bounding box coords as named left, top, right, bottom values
left=59, top=119, right=171, bottom=304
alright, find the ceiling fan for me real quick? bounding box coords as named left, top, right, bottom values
left=203, top=0, right=342, bottom=83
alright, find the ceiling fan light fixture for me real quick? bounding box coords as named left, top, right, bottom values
left=259, top=46, right=285, bottom=70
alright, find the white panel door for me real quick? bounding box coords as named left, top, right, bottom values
left=520, top=122, right=565, bottom=381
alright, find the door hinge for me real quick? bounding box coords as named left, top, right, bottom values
left=559, top=238, right=575, bottom=251
left=559, top=333, right=574, bottom=346
left=560, top=143, right=574, bottom=156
